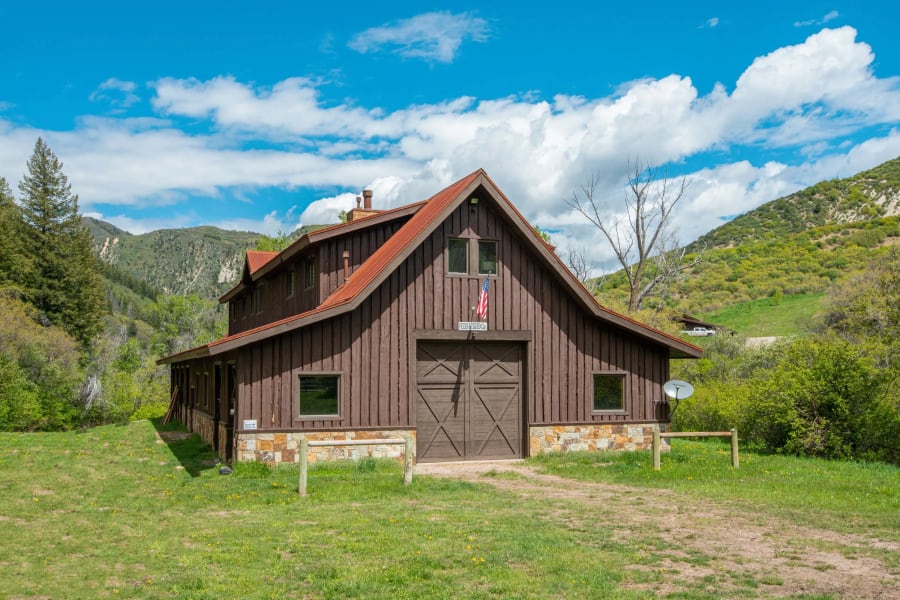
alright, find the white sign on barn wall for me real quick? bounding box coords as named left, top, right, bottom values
left=458, top=321, right=488, bottom=331
left=243, top=419, right=257, bottom=430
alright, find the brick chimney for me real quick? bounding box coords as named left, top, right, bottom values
left=347, top=189, right=379, bottom=221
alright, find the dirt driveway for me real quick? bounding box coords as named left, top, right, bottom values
left=416, top=461, right=899, bottom=599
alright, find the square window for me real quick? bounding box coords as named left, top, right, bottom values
left=593, top=374, right=625, bottom=412
left=478, top=240, right=498, bottom=275
left=298, top=374, right=340, bottom=417
left=448, top=238, right=468, bottom=274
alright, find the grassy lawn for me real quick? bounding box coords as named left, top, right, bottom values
left=1, top=421, right=897, bottom=598
left=699, top=292, right=826, bottom=337
left=530, top=439, right=900, bottom=544
left=0, top=421, right=651, bottom=599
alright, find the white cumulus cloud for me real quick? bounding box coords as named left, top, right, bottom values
left=1, top=27, right=899, bottom=272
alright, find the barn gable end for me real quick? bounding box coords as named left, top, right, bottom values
left=160, top=170, right=700, bottom=463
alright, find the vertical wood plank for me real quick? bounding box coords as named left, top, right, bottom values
left=423, top=235, right=433, bottom=330
left=379, top=278, right=391, bottom=425
left=357, top=302, right=368, bottom=428
left=280, top=335, right=291, bottom=428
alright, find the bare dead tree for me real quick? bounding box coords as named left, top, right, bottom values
left=566, top=246, right=600, bottom=294
left=566, top=159, right=701, bottom=312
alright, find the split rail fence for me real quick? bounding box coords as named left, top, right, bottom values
left=652, top=429, right=739, bottom=470
left=298, top=436, right=414, bottom=496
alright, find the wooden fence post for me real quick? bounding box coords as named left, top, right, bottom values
left=652, top=429, right=661, bottom=470
left=298, top=436, right=308, bottom=497
left=404, top=436, right=413, bottom=485
left=730, top=428, right=739, bottom=469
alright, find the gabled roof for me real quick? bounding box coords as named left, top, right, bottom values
left=246, top=251, right=278, bottom=274
left=219, top=201, right=425, bottom=303
left=159, top=169, right=702, bottom=363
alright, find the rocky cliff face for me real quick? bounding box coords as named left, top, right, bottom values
left=84, top=218, right=262, bottom=299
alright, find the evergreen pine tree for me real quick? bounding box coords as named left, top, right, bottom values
left=18, top=138, right=105, bottom=346
left=0, top=177, right=26, bottom=286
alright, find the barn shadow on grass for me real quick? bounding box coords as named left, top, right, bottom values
left=150, top=418, right=219, bottom=477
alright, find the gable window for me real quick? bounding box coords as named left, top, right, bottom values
left=285, top=270, right=296, bottom=298
left=448, top=238, right=468, bottom=274
left=478, top=240, right=498, bottom=275
left=593, top=373, right=626, bottom=412
left=298, top=374, right=340, bottom=417
left=304, top=256, right=317, bottom=289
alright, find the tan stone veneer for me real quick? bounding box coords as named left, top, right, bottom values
left=236, top=430, right=416, bottom=464
left=528, top=423, right=668, bottom=455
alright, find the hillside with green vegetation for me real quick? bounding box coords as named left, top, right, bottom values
left=87, top=218, right=335, bottom=299
left=86, top=217, right=264, bottom=299
left=692, top=156, right=900, bottom=249
left=595, top=156, right=900, bottom=322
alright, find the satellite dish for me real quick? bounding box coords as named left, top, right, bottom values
left=662, top=379, right=694, bottom=417
left=663, top=380, right=694, bottom=400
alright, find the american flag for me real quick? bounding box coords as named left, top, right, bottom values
left=476, top=277, right=489, bottom=320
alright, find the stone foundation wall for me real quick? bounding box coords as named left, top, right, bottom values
left=237, top=430, right=416, bottom=464
left=529, top=423, right=668, bottom=455
left=188, top=410, right=216, bottom=449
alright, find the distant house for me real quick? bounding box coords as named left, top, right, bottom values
left=159, top=170, right=701, bottom=464
left=674, top=314, right=730, bottom=336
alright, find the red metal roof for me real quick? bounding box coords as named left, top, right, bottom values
left=318, top=170, right=483, bottom=310
left=176, top=171, right=484, bottom=355
left=158, top=169, right=702, bottom=363
left=245, top=251, right=278, bottom=274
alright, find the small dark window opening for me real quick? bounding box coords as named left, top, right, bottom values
left=478, top=240, right=498, bottom=275
left=286, top=270, right=296, bottom=298
left=448, top=238, right=468, bottom=274
left=298, top=374, right=340, bottom=417
left=252, top=285, right=263, bottom=314
left=593, top=373, right=626, bottom=412
left=304, top=257, right=316, bottom=289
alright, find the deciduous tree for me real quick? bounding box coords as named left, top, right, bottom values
left=567, top=160, right=701, bottom=312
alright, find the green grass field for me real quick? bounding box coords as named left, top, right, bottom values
left=698, top=292, right=827, bottom=337
left=1, top=420, right=896, bottom=598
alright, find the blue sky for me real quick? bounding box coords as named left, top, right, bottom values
left=2, top=1, right=899, bottom=270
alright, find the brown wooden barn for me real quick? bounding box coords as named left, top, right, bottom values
left=159, top=169, right=701, bottom=463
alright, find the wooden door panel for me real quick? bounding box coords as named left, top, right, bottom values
left=416, top=343, right=465, bottom=383
left=416, top=341, right=522, bottom=461
left=415, top=385, right=465, bottom=460
left=471, top=343, right=520, bottom=382
left=471, top=385, right=520, bottom=458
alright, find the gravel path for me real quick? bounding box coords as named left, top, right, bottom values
left=415, top=460, right=899, bottom=599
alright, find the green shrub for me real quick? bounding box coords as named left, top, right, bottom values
left=129, top=401, right=169, bottom=422
left=747, top=336, right=888, bottom=460
left=673, top=380, right=752, bottom=434
left=0, top=356, right=43, bottom=430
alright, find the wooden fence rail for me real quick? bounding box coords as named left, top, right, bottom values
left=298, top=436, right=414, bottom=496
left=652, top=429, right=739, bottom=470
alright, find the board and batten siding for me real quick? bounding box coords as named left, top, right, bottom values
left=227, top=220, right=406, bottom=336
left=235, top=190, right=670, bottom=431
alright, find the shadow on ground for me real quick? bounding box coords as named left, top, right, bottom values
left=151, top=418, right=220, bottom=477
